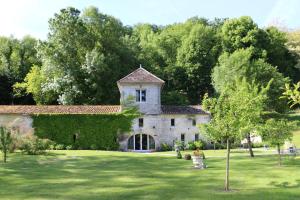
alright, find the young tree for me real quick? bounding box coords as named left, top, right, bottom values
left=261, top=119, right=296, bottom=166
left=201, top=79, right=270, bottom=190
left=201, top=91, right=240, bottom=191
left=0, top=127, right=12, bottom=163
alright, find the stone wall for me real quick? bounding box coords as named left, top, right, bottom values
left=0, top=114, right=33, bottom=135
left=119, top=114, right=210, bottom=151
left=119, top=83, right=162, bottom=114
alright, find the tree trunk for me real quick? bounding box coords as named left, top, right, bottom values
left=225, top=138, right=230, bottom=191
left=277, top=144, right=281, bottom=166
left=3, top=147, right=6, bottom=163
left=246, top=133, right=254, bottom=157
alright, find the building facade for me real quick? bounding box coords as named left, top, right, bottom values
left=0, top=67, right=210, bottom=151
left=117, top=67, right=210, bottom=151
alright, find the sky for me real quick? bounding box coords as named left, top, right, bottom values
left=0, top=0, right=299, bottom=40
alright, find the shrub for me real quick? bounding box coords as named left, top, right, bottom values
left=176, top=151, right=182, bottom=159
left=90, top=144, right=99, bottom=150
left=55, top=144, right=65, bottom=150
left=187, top=141, right=205, bottom=150
left=160, top=143, right=172, bottom=151
left=65, top=145, right=73, bottom=150
left=184, top=154, right=191, bottom=160
left=174, top=140, right=184, bottom=151
left=20, top=135, right=52, bottom=155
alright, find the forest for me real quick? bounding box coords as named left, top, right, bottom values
left=0, top=6, right=300, bottom=108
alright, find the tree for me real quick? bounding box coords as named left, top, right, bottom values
left=212, top=48, right=289, bottom=112
left=282, top=82, right=300, bottom=108
left=265, top=27, right=299, bottom=82
left=261, top=119, right=296, bottom=166
left=176, top=24, right=221, bottom=103
left=201, top=78, right=270, bottom=190
left=30, top=7, right=137, bottom=105
left=14, top=65, right=56, bottom=104
left=228, top=79, right=270, bottom=157
left=221, top=16, right=299, bottom=82
left=221, top=16, right=268, bottom=56
left=201, top=91, right=240, bottom=191
left=286, top=29, right=300, bottom=81
left=0, top=126, right=12, bottom=163
left=0, top=36, right=39, bottom=104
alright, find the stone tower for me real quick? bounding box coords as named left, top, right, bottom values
left=117, top=67, right=165, bottom=114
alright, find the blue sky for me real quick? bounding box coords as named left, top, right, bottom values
left=0, top=0, right=299, bottom=39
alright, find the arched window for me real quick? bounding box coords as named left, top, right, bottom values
left=127, top=134, right=155, bottom=150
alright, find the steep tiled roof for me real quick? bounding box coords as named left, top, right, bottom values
left=161, top=105, right=208, bottom=115
left=118, top=67, right=165, bottom=84
left=0, top=105, right=121, bottom=114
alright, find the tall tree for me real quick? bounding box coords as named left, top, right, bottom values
left=212, top=48, right=289, bottom=112
left=26, top=7, right=137, bottom=105
left=176, top=24, right=221, bottom=103
left=0, top=36, right=39, bottom=104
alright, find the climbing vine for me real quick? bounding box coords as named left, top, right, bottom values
left=32, top=111, right=137, bottom=150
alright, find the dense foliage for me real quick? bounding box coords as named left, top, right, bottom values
left=32, top=112, right=136, bottom=150
left=0, top=6, right=297, bottom=106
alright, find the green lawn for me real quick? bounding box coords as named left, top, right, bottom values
left=0, top=150, right=299, bottom=200
left=289, top=110, right=300, bottom=147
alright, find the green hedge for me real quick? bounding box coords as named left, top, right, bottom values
left=32, top=112, right=136, bottom=150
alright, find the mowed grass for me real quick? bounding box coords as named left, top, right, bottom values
left=289, top=110, right=300, bottom=147
left=0, top=150, right=300, bottom=200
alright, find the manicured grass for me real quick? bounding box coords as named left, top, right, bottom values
left=0, top=150, right=299, bottom=200
left=288, top=110, right=300, bottom=147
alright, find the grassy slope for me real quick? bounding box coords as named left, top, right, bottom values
left=0, top=150, right=299, bottom=200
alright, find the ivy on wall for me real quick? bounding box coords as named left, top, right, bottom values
left=32, top=111, right=137, bottom=150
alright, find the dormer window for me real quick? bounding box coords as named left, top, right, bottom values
left=136, top=89, right=146, bottom=102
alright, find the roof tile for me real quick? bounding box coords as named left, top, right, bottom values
left=0, top=105, right=121, bottom=114
left=118, top=67, right=164, bottom=84
left=161, top=105, right=208, bottom=115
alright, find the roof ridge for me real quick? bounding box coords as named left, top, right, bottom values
left=118, top=67, right=164, bottom=84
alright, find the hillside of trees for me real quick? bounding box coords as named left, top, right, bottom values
left=1, top=6, right=300, bottom=106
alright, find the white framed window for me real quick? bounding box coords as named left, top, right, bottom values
left=136, top=89, right=146, bottom=102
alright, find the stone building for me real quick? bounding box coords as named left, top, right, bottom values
left=118, top=67, right=210, bottom=151
left=0, top=67, right=210, bottom=151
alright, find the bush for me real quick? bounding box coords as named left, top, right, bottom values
left=184, top=154, right=191, bottom=160
left=20, top=135, right=52, bottom=155
left=90, top=144, right=99, bottom=150
left=174, top=140, right=184, bottom=151
left=187, top=141, right=204, bottom=150
left=65, top=145, right=73, bottom=150
left=55, top=144, right=65, bottom=150
left=176, top=151, right=182, bottom=159
left=160, top=143, right=172, bottom=151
